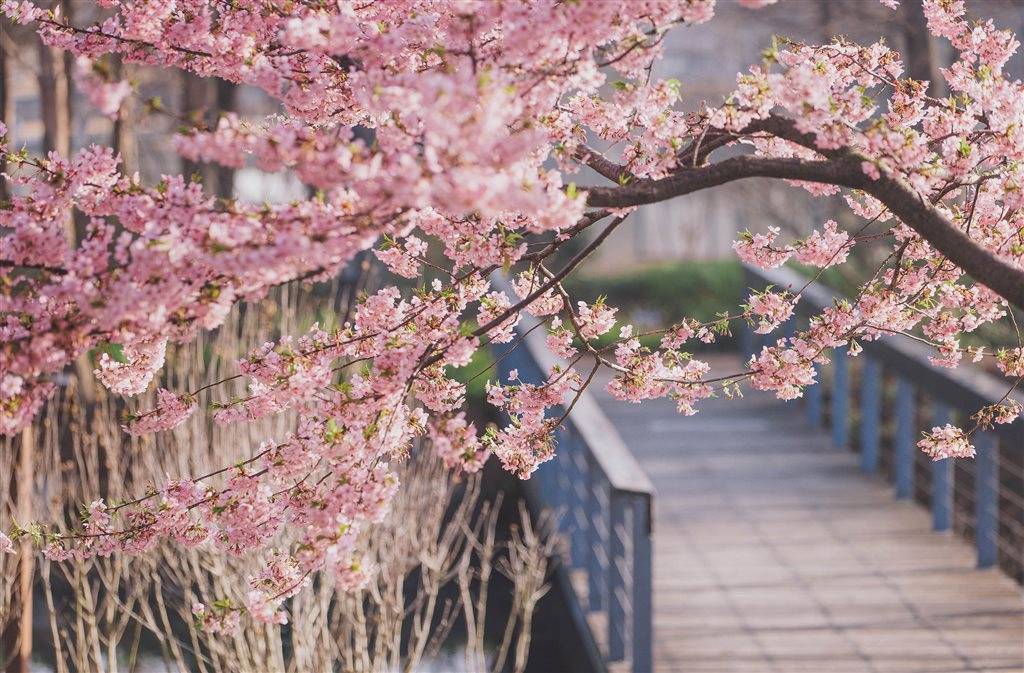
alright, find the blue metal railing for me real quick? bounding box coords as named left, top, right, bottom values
left=742, top=264, right=1024, bottom=582
left=490, top=275, right=655, bottom=673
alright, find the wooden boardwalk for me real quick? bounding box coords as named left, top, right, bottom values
left=591, top=355, right=1024, bottom=673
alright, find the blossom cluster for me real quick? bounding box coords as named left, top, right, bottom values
left=918, top=424, right=976, bottom=460
left=2, top=0, right=1023, bottom=627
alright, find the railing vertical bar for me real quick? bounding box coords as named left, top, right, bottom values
left=554, top=429, right=572, bottom=544
left=782, top=316, right=797, bottom=340
left=894, top=377, right=916, bottom=500
left=831, top=346, right=850, bottom=449
left=739, top=322, right=754, bottom=360
left=859, top=357, right=882, bottom=473
left=975, top=432, right=998, bottom=568
left=607, top=492, right=627, bottom=662
left=587, top=464, right=608, bottom=613
left=931, top=402, right=953, bottom=532
left=806, top=362, right=823, bottom=427
left=568, top=430, right=589, bottom=569
left=631, top=495, right=653, bottom=673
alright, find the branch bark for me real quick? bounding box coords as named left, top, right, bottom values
left=585, top=143, right=1024, bottom=312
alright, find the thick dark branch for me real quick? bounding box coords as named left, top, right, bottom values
left=574, top=147, right=632, bottom=184
left=677, top=131, right=736, bottom=167
left=586, top=154, right=851, bottom=208
left=742, top=116, right=828, bottom=155
left=586, top=151, right=1024, bottom=312
left=858, top=170, right=1024, bottom=312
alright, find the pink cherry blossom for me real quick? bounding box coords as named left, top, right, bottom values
left=577, top=300, right=617, bottom=340
left=124, top=389, right=197, bottom=435
left=74, top=56, right=131, bottom=119
left=918, top=424, right=976, bottom=460
left=794, top=220, right=851, bottom=268
left=192, top=602, right=241, bottom=634
left=747, top=290, right=796, bottom=335
left=2, top=0, right=1022, bottom=625
left=732, top=227, right=793, bottom=269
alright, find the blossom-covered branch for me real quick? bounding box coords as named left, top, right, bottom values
left=2, top=0, right=1023, bottom=626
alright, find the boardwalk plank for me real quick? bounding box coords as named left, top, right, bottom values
left=591, top=356, right=1024, bottom=673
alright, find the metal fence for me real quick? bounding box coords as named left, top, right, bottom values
left=741, top=264, right=1024, bottom=583
left=491, top=301, right=655, bottom=673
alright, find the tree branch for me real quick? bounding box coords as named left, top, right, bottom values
left=585, top=146, right=1024, bottom=312
left=574, top=147, right=632, bottom=184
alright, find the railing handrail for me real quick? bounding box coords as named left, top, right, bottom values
left=743, top=262, right=1023, bottom=583
left=489, top=273, right=654, bottom=672
left=746, top=263, right=1024, bottom=428
left=490, top=274, right=655, bottom=497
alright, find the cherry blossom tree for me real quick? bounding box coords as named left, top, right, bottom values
left=2, top=0, right=1023, bottom=625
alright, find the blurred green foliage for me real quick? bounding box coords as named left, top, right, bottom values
left=565, top=260, right=745, bottom=349
left=450, top=337, right=496, bottom=408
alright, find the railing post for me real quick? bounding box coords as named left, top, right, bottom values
left=551, top=428, right=573, bottom=554
left=631, top=495, right=653, bottom=673
left=782, top=315, right=797, bottom=340
left=894, top=377, right=916, bottom=500
left=831, top=346, right=849, bottom=449
left=738, top=321, right=754, bottom=361
left=607, top=492, right=629, bottom=663
left=806, top=363, right=823, bottom=427
left=566, top=428, right=589, bottom=569
left=488, top=300, right=656, bottom=673
left=931, top=402, right=953, bottom=532
left=975, top=432, right=998, bottom=568
left=859, top=357, right=881, bottom=473
left=587, top=463, right=609, bottom=613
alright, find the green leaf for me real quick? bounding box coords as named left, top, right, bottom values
left=100, top=342, right=129, bottom=364
left=324, top=417, right=343, bottom=443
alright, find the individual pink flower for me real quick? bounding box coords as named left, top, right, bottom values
left=661, top=320, right=699, bottom=349
left=749, top=343, right=817, bottom=400
left=192, top=601, right=241, bottom=634
left=42, top=541, right=74, bottom=562
left=512, top=270, right=563, bottom=316
left=375, top=235, right=428, bottom=279
left=74, top=56, right=131, bottom=119
left=332, top=557, right=375, bottom=591
left=430, top=413, right=489, bottom=472
left=477, top=291, right=520, bottom=344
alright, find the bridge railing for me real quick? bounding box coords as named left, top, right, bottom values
left=490, top=277, right=654, bottom=673
left=741, top=264, right=1024, bottom=583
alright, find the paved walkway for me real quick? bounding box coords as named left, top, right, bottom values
left=592, top=355, right=1024, bottom=673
